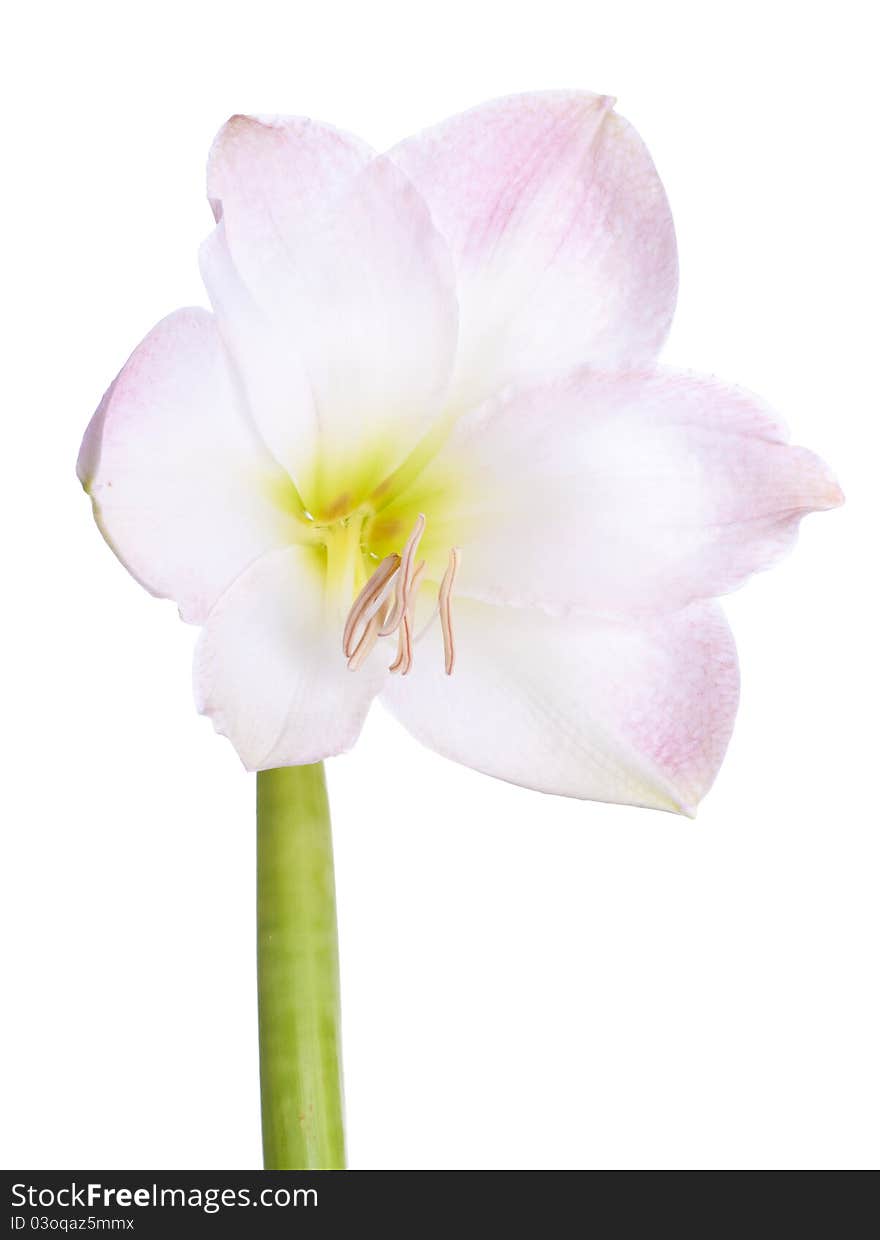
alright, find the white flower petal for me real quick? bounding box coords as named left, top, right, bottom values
left=202, top=115, right=458, bottom=513
left=77, top=307, right=299, bottom=624
left=389, top=369, right=843, bottom=617
left=383, top=599, right=738, bottom=814
left=389, top=91, right=677, bottom=410
left=207, top=111, right=374, bottom=232
left=194, top=547, right=388, bottom=770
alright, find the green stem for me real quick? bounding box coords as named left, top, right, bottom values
left=257, top=764, right=346, bottom=1169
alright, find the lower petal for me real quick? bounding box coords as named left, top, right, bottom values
left=382, top=599, right=739, bottom=814
left=194, top=547, right=388, bottom=770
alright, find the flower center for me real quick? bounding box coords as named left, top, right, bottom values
left=341, top=513, right=460, bottom=677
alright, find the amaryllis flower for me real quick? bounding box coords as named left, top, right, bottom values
left=78, top=92, right=841, bottom=814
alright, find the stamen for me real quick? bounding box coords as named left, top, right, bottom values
left=379, top=513, right=425, bottom=637
left=388, top=615, right=410, bottom=674
left=347, top=606, right=385, bottom=671
left=438, top=547, right=461, bottom=675
left=341, top=513, right=460, bottom=679
left=342, top=553, right=400, bottom=658
left=389, top=559, right=426, bottom=675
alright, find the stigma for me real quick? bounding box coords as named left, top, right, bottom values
left=341, top=514, right=460, bottom=677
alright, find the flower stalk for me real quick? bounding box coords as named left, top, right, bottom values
left=257, top=763, right=346, bottom=1169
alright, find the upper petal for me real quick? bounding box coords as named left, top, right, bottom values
left=389, top=91, right=677, bottom=410
left=78, top=307, right=299, bottom=624
left=387, top=368, right=843, bottom=618
left=207, top=112, right=375, bottom=233
left=202, top=115, right=459, bottom=515
left=382, top=599, right=738, bottom=814
left=194, top=546, right=388, bottom=769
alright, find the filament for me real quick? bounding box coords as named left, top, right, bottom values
left=438, top=547, right=461, bottom=675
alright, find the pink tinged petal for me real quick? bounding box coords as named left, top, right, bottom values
left=383, top=599, right=738, bottom=814
left=78, top=308, right=300, bottom=624
left=202, top=115, right=458, bottom=512
left=193, top=547, right=388, bottom=770
left=389, top=91, right=678, bottom=410
left=201, top=114, right=371, bottom=484
left=207, top=112, right=375, bottom=235
left=409, top=369, right=843, bottom=618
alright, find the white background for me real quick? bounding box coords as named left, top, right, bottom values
left=2, top=0, right=876, bottom=1171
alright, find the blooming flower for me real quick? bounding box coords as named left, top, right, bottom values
left=78, top=92, right=841, bottom=813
